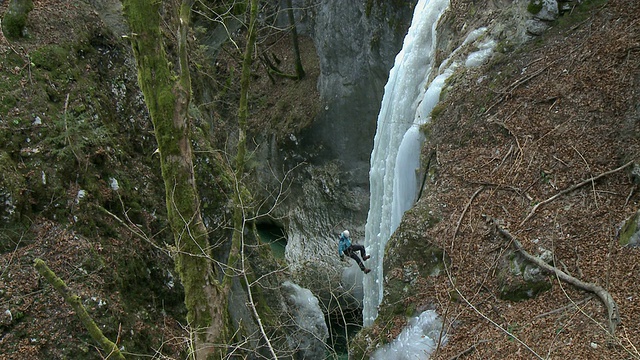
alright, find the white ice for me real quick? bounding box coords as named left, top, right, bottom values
left=364, top=0, right=451, bottom=327
left=370, top=310, right=446, bottom=360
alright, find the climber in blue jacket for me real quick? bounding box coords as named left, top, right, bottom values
left=338, top=230, right=371, bottom=274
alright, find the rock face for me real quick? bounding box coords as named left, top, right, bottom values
left=260, top=0, right=561, bottom=309
left=298, top=0, right=417, bottom=186
left=258, top=0, right=416, bottom=295
left=281, top=281, right=329, bottom=359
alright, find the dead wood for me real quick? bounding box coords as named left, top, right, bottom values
left=485, top=215, right=620, bottom=336
left=34, top=258, right=126, bottom=360
left=453, top=186, right=484, bottom=246
left=520, top=161, right=634, bottom=226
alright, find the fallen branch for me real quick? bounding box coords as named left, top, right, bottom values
left=485, top=216, right=620, bottom=336
left=520, top=161, right=634, bottom=226
left=448, top=340, right=490, bottom=360
left=34, top=258, right=126, bottom=360
left=453, top=186, right=484, bottom=247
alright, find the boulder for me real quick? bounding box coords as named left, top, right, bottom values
left=619, top=209, right=640, bottom=247
left=497, top=250, right=552, bottom=302
left=527, top=0, right=559, bottom=21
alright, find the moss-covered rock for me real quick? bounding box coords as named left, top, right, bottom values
left=497, top=250, right=552, bottom=301
left=30, top=44, right=72, bottom=72
left=1, top=0, right=33, bottom=39
left=619, top=209, right=640, bottom=246
left=499, top=278, right=552, bottom=302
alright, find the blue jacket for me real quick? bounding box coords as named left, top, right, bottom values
left=338, top=234, right=351, bottom=256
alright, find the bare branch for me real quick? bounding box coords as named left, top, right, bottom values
left=486, top=215, right=620, bottom=336
left=520, top=161, right=634, bottom=226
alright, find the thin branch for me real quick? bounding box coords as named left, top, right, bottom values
left=452, top=186, right=484, bottom=248
left=483, top=61, right=555, bottom=115
left=534, top=296, right=592, bottom=319
left=521, top=161, right=634, bottom=225
left=444, top=263, right=544, bottom=359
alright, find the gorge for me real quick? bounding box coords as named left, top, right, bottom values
left=1, top=0, right=639, bottom=359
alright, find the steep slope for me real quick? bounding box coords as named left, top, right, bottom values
left=0, top=1, right=190, bottom=358
left=363, top=0, right=640, bottom=358
left=2, top=0, right=639, bottom=359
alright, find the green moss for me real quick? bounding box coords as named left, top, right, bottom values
left=30, top=44, right=71, bottom=71
left=527, top=0, right=544, bottom=14
left=499, top=280, right=552, bottom=302
left=554, top=0, right=608, bottom=29
left=430, top=103, right=447, bottom=121
left=1, top=0, right=34, bottom=39
left=619, top=211, right=640, bottom=246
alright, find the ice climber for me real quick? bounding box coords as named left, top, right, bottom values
left=338, top=230, right=371, bottom=274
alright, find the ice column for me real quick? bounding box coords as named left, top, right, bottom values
left=363, top=0, right=451, bottom=326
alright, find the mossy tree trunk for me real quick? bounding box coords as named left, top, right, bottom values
left=34, top=259, right=126, bottom=360
left=226, top=1, right=280, bottom=356
left=121, top=1, right=228, bottom=358
left=228, top=0, right=258, bottom=273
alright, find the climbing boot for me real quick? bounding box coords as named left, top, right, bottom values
left=363, top=268, right=371, bottom=274
left=363, top=255, right=371, bottom=261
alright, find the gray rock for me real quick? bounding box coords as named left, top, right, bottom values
left=526, top=19, right=550, bottom=36
left=529, top=0, right=559, bottom=21
left=619, top=209, right=640, bottom=246
left=281, top=281, right=329, bottom=359
left=538, top=248, right=554, bottom=264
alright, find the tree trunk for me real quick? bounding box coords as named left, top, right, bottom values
left=121, top=1, right=228, bottom=358
left=229, top=0, right=259, bottom=269
left=286, top=0, right=305, bottom=80
left=34, top=259, right=126, bottom=360
left=229, top=2, right=280, bottom=358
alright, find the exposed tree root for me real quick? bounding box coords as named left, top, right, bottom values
left=485, top=215, right=621, bottom=336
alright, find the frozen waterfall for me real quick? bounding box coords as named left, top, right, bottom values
left=362, top=2, right=497, bottom=359
left=363, top=0, right=451, bottom=327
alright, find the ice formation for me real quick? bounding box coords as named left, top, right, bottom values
left=363, top=0, right=451, bottom=327
left=363, top=0, right=496, bottom=356
left=370, top=310, right=446, bottom=360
